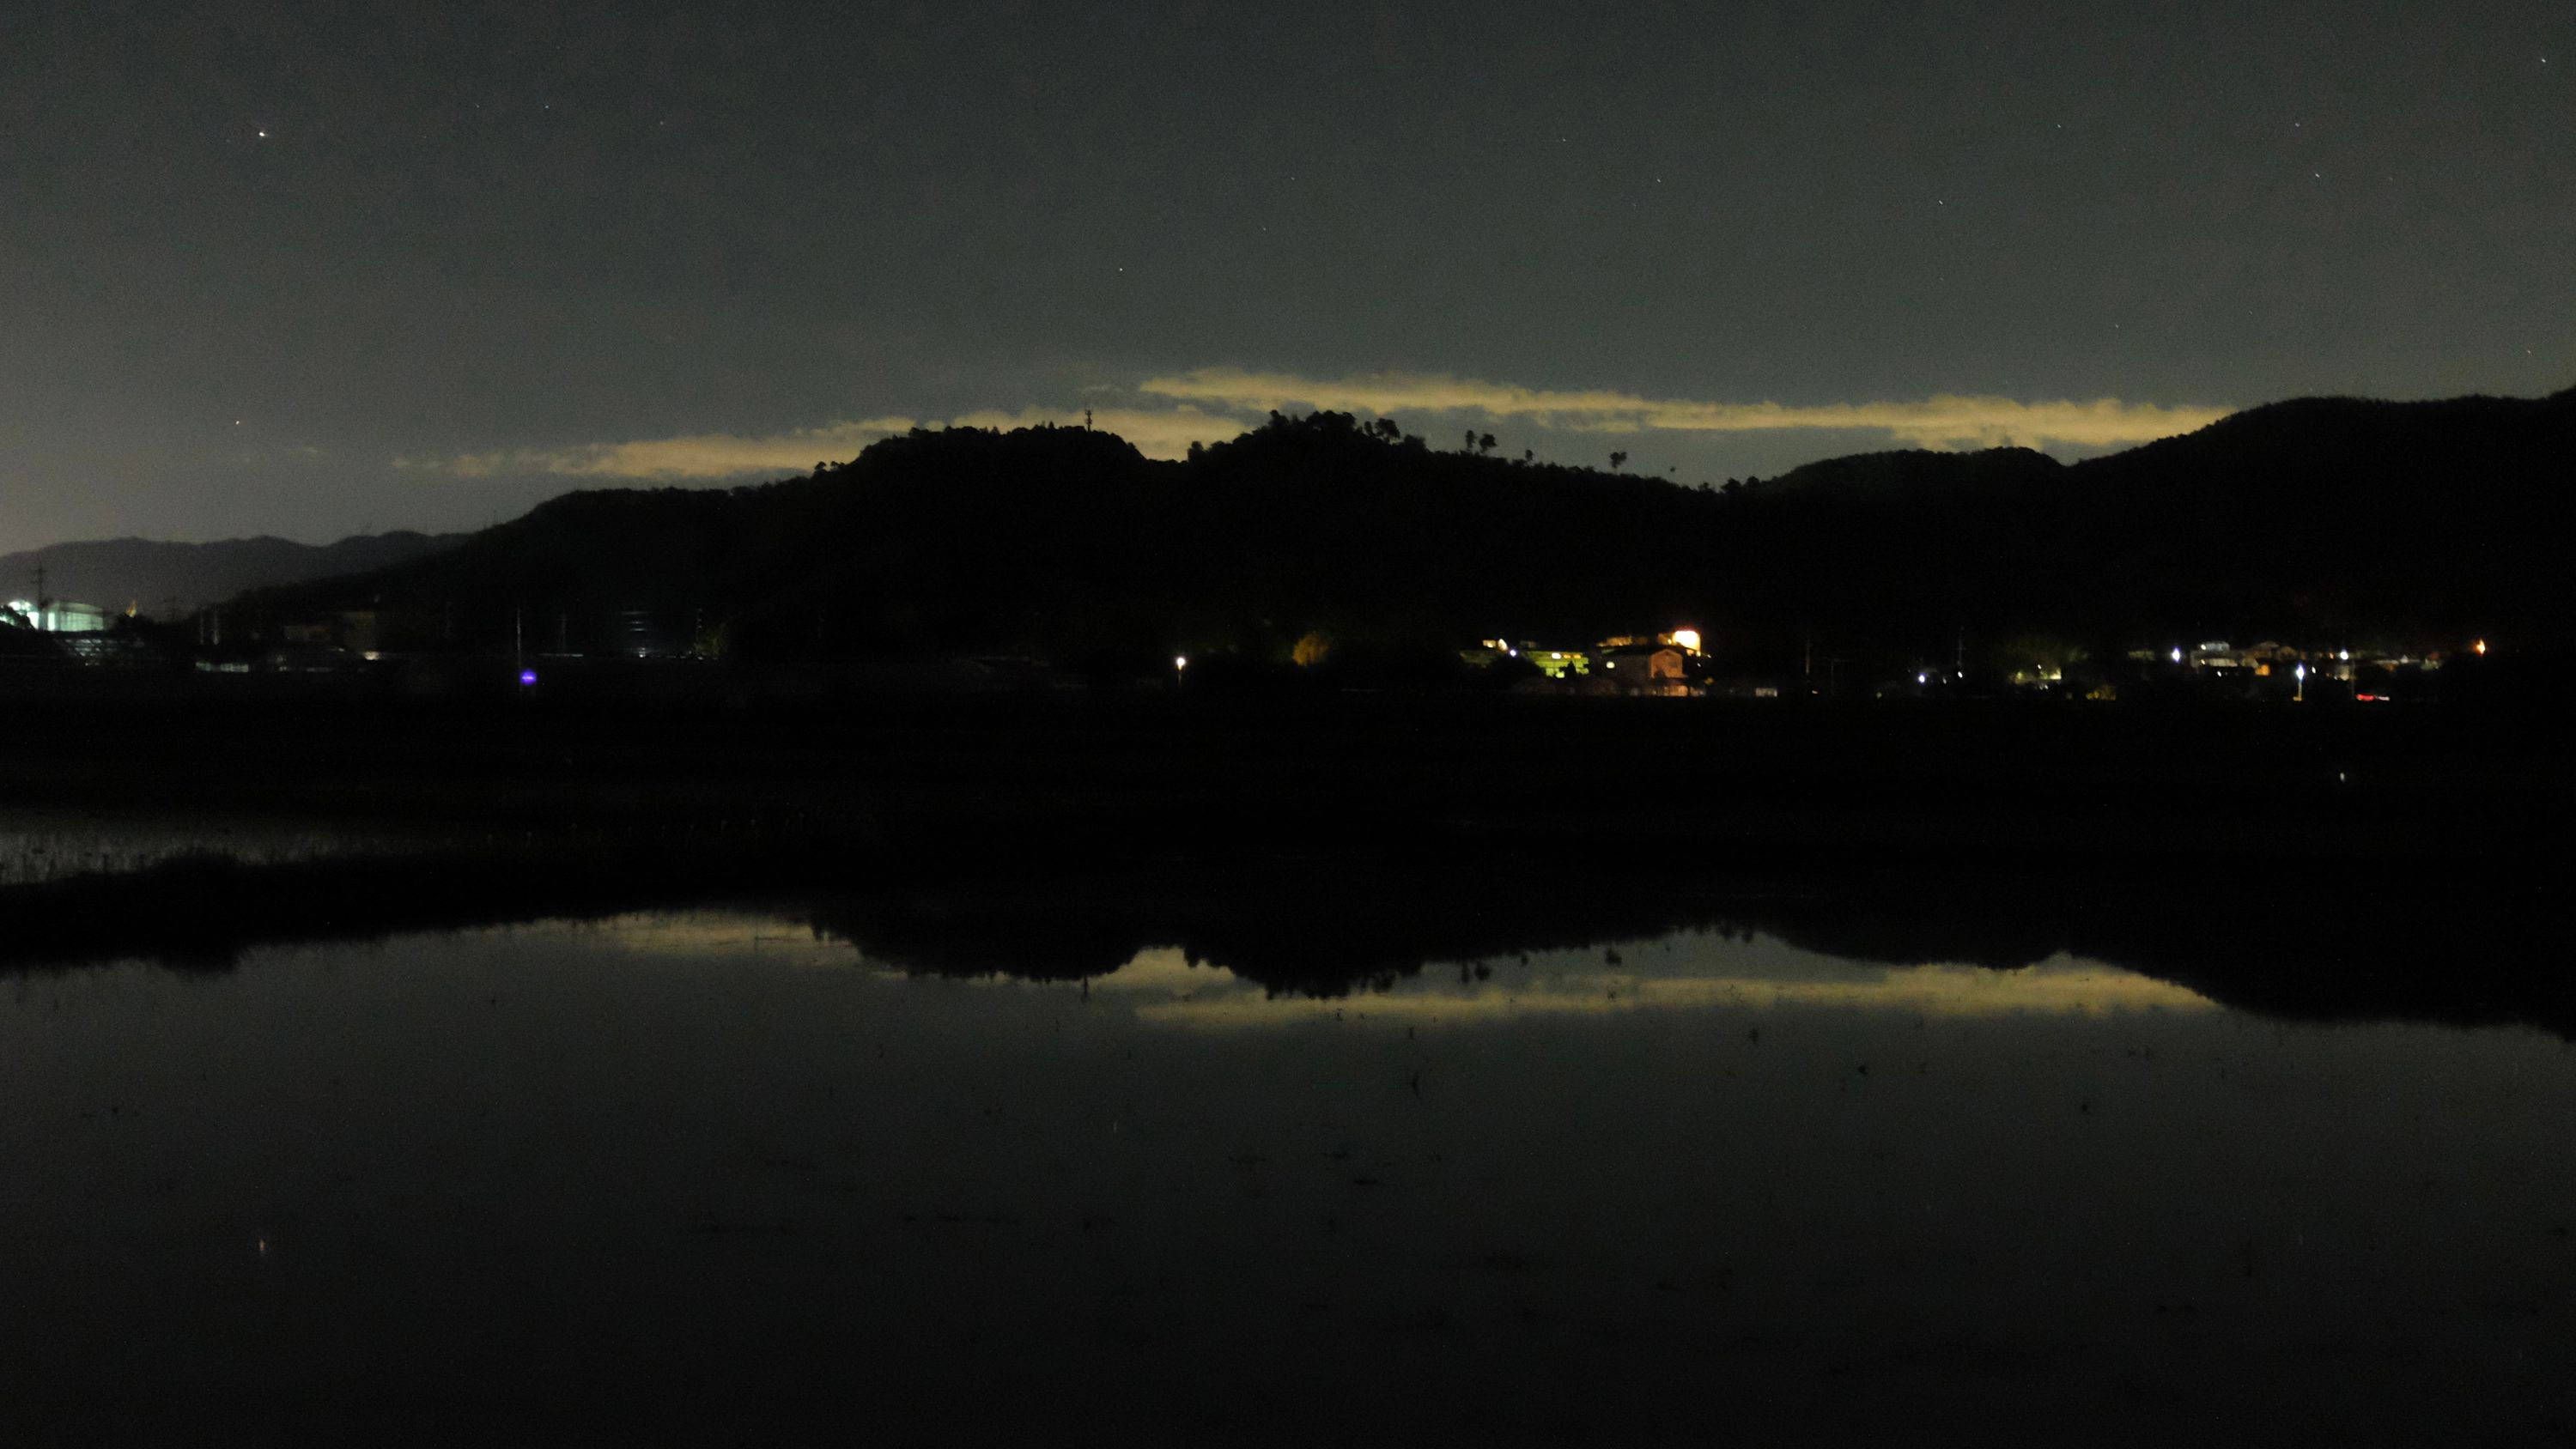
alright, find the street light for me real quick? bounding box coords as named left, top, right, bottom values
left=1173, top=654, right=1188, bottom=688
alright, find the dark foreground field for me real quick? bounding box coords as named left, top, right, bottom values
left=1, top=677, right=2563, bottom=859
left=6, top=682, right=2573, bottom=1444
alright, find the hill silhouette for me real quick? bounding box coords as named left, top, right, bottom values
left=236, top=386, right=2576, bottom=673
left=1, top=530, right=465, bottom=616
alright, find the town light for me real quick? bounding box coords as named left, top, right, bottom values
left=518, top=669, right=538, bottom=687
left=1174, top=655, right=1188, bottom=670
left=2476, top=639, right=2489, bottom=656
left=1671, top=628, right=1702, bottom=653
left=2170, top=647, right=2184, bottom=664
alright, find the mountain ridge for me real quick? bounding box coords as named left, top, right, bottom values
left=225, top=383, right=2576, bottom=671
left=1, top=530, right=468, bottom=615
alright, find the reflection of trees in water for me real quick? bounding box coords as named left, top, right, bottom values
left=822, top=864, right=2576, bottom=1038
left=806, top=868, right=1719, bottom=999
left=3, top=847, right=2566, bottom=1037
left=1733, top=875, right=2574, bottom=1036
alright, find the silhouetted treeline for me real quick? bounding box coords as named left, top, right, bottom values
left=236, top=386, right=2576, bottom=673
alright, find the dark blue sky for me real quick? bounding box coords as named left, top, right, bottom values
left=6, top=1, right=2567, bottom=548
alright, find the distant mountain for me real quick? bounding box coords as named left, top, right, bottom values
left=236, top=385, right=2576, bottom=671
left=1703, top=385, right=2576, bottom=658
left=0, top=531, right=465, bottom=616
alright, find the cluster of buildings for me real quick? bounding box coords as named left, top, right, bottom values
left=0, top=578, right=2494, bottom=708
left=0, top=592, right=154, bottom=669
left=1461, top=628, right=2482, bottom=705
left=2089, top=639, right=2474, bottom=702
left=1462, top=630, right=1784, bottom=699
left=4, top=596, right=109, bottom=634
left=1903, top=637, right=2476, bottom=702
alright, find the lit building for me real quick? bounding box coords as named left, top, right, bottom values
left=1472, top=640, right=1589, bottom=678
left=1595, top=630, right=1706, bottom=657
left=1595, top=643, right=1693, bottom=695
left=4, top=598, right=109, bottom=634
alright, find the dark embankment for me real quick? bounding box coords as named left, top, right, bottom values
left=0, top=684, right=2566, bottom=862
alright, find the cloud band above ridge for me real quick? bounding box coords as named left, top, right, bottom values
left=398, top=370, right=2228, bottom=481
left=1140, top=368, right=2231, bottom=451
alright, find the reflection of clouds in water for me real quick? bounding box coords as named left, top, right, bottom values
left=1133, top=961, right=2216, bottom=1028
left=1078, top=948, right=1224, bottom=992
left=1081, top=943, right=2217, bottom=1028
left=854, top=942, right=1200, bottom=991
left=584, top=915, right=2218, bottom=1023
left=570, top=912, right=853, bottom=965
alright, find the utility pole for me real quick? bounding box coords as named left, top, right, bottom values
left=513, top=606, right=524, bottom=673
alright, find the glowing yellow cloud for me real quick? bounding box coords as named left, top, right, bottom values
left=1141, top=367, right=2231, bottom=451
left=411, top=417, right=916, bottom=480
left=404, top=405, right=1250, bottom=479
left=402, top=369, right=2228, bottom=482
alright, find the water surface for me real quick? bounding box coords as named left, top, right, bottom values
left=4, top=912, right=2568, bottom=1441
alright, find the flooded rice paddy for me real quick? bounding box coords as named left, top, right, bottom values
left=3, top=907, right=2571, bottom=1441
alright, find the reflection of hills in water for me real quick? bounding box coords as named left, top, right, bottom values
left=819, top=864, right=2573, bottom=1036
left=1, top=847, right=2563, bottom=1036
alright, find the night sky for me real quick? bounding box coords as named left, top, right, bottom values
left=7, top=1, right=2567, bottom=550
